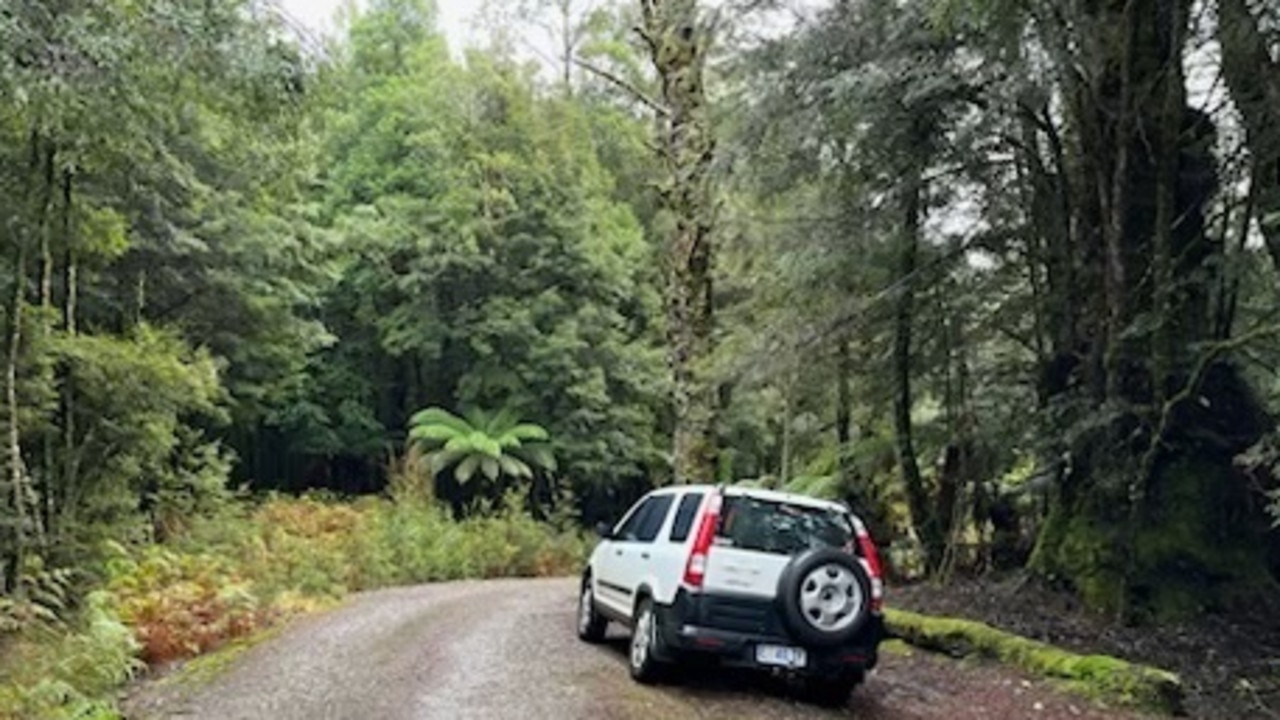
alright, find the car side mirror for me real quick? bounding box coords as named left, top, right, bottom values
left=595, top=521, right=614, bottom=539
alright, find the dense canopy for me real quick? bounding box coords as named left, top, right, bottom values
left=3, top=0, right=1280, bottom=635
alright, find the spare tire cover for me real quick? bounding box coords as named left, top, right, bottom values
left=776, top=547, right=872, bottom=647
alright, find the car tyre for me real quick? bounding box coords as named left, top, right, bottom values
left=577, top=579, right=608, bottom=643
left=628, top=598, right=665, bottom=684
left=777, top=547, right=873, bottom=648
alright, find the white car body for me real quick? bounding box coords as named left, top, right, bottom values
left=587, top=485, right=877, bottom=620
left=579, top=482, right=885, bottom=703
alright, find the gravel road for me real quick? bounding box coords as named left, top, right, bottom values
left=124, top=578, right=1150, bottom=720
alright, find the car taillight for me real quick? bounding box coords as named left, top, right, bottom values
left=854, top=521, right=884, bottom=612
left=683, top=493, right=722, bottom=589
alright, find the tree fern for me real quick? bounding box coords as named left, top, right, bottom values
left=408, top=406, right=556, bottom=485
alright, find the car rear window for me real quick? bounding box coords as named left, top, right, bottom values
left=667, top=493, right=704, bottom=542
left=715, top=496, right=853, bottom=555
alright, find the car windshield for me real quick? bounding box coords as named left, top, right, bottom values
left=715, top=496, right=854, bottom=555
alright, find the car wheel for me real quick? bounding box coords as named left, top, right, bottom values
left=802, top=672, right=862, bottom=708
left=577, top=579, right=608, bottom=643
left=777, top=547, right=873, bottom=647
left=628, top=598, right=665, bottom=684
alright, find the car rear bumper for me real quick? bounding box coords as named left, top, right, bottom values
left=655, top=589, right=883, bottom=678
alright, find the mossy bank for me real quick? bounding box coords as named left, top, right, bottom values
left=885, top=608, right=1183, bottom=715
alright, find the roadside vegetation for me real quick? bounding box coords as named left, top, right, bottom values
left=1, top=488, right=584, bottom=719
left=2, top=0, right=1279, bottom=718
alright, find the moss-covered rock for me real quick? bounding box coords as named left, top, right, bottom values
left=885, top=608, right=1184, bottom=715
left=1030, top=442, right=1276, bottom=622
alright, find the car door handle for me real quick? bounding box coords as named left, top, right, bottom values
left=615, top=549, right=624, bottom=556
left=640, top=552, right=650, bottom=560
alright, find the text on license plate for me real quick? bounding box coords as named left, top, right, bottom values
left=755, top=644, right=807, bottom=668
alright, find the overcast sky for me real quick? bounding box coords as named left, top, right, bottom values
left=276, top=0, right=480, bottom=49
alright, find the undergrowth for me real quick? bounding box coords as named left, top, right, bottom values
left=0, top=591, right=141, bottom=720
left=0, top=494, right=587, bottom=719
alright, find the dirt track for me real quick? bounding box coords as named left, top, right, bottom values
left=124, top=578, right=1150, bottom=720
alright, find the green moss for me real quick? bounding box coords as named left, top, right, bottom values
left=160, top=625, right=287, bottom=690
left=1129, top=455, right=1277, bottom=622
left=1031, top=449, right=1277, bottom=621
left=885, top=608, right=1183, bottom=715
left=879, top=639, right=914, bottom=656
left=1030, top=506, right=1128, bottom=615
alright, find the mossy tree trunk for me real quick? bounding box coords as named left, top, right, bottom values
left=1027, top=0, right=1275, bottom=620
left=640, top=0, right=719, bottom=484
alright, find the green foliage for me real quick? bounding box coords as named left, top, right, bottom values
left=265, top=6, right=667, bottom=513
left=53, top=327, right=231, bottom=556
left=352, top=495, right=588, bottom=585
left=99, top=493, right=587, bottom=668
left=0, top=0, right=323, bottom=590
left=1237, top=433, right=1280, bottom=529
left=782, top=474, right=841, bottom=500
left=0, top=567, right=75, bottom=633
left=105, top=545, right=268, bottom=665
left=409, top=406, right=555, bottom=485
left=4, top=1, right=1279, bottom=718
left=0, top=592, right=140, bottom=720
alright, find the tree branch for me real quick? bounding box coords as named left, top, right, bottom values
left=1139, top=323, right=1280, bottom=483
left=572, top=57, right=668, bottom=117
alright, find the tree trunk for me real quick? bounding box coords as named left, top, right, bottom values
left=1101, top=3, right=1136, bottom=404
left=37, top=147, right=56, bottom=549
left=1021, top=106, right=1079, bottom=401
left=5, top=243, right=28, bottom=594
left=640, top=0, right=719, bottom=484
left=559, top=0, right=573, bottom=94
left=893, top=166, right=938, bottom=570
left=135, top=269, right=147, bottom=327
left=1218, top=0, right=1280, bottom=266
left=835, top=338, right=853, bottom=467
left=779, top=369, right=793, bottom=486
left=7, top=138, right=56, bottom=584
left=57, top=171, right=76, bottom=544
left=1028, top=0, right=1273, bottom=620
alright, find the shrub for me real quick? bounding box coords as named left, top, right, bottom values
left=348, top=495, right=587, bottom=587
left=105, top=547, right=269, bottom=665
left=3, top=492, right=589, bottom=718
left=0, top=592, right=141, bottom=720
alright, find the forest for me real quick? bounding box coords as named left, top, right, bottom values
left=1, top=0, right=1279, bottom=716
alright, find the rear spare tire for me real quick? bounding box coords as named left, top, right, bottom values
left=776, top=547, right=872, bottom=647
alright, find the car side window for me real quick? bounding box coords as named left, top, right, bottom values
left=613, top=497, right=654, bottom=541
left=633, top=495, right=675, bottom=543
left=667, top=493, right=704, bottom=542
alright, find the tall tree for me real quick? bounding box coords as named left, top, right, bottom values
left=273, top=2, right=667, bottom=519
left=0, top=0, right=318, bottom=575
left=639, top=0, right=720, bottom=484
left=732, top=0, right=973, bottom=569
left=935, top=0, right=1278, bottom=616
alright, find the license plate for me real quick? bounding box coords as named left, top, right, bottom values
left=755, top=644, right=807, bottom=668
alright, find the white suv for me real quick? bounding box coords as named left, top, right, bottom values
left=576, top=484, right=885, bottom=706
